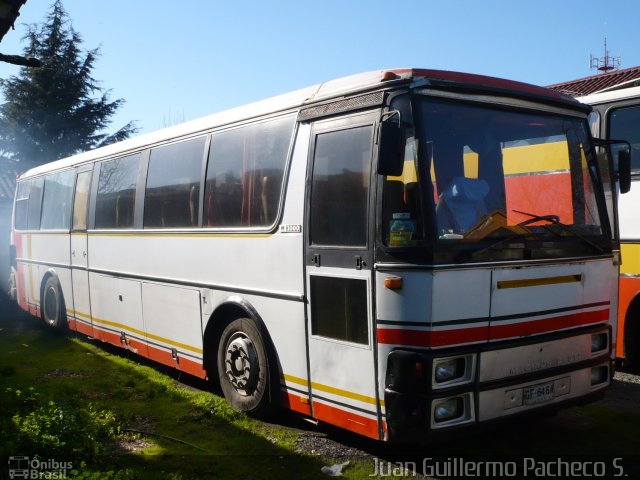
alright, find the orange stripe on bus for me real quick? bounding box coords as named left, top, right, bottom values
left=378, top=326, right=488, bottom=347
left=282, top=373, right=382, bottom=406
left=489, top=309, right=609, bottom=340
left=281, top=392, right=312, bottom=416
left=378, top=308, right=610, bottom=347
left=312, top=400, right=380, bottom=440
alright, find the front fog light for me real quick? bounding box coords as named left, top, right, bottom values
left=434, top=357, right=465, bottom=383
left=433, top=397, right=463, bottom=423
left=591, top=332, right=608, bottom=353
left=590, top=365, right=608, bottom=386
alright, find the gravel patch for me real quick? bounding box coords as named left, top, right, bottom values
left=604, top=369, right=640, bottom=413
left=295, top=430, right=373, bottom=461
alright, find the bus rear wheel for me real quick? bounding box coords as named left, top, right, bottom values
left=42, top=276, right=66, bottom=330
left=217, top=317, right=276, bottom=418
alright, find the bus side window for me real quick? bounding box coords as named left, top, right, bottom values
left=95, top=154, right=140, bottom=229
left=40, top=170, right=75, bottom=230
left=72, top=171, right=92, bottom=230
left=144, top=137, right=205, bottom=229
left=14, top=181, right=30, bottom=230
left=310, top=125, right=372, bottom=247
left=204, top=115, right=295, bottom=228
left=610, top=105, right=640, bottom=172
left=27, top=177, right=44, bottom=230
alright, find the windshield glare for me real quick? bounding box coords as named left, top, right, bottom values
left=382, top=97, right=605, bottom=250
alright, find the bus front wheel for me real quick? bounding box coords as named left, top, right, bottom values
left=42, top=276, right=67, bottom=330
left=217, top=317, right=276, bottom=418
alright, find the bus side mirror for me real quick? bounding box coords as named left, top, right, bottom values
left=377, top=112, right=404, bottom=176
left=618, top=147, right=631, bottom=194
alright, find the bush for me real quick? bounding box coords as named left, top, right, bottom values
left=4, top=387, right=120, bottom=457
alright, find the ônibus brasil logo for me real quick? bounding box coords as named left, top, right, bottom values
left=8, top=456, right=73, bottom=479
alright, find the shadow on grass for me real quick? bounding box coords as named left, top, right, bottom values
left=0, top=294, right=330, bottom=479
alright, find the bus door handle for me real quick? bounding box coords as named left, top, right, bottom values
left=72, top=250, right=75, bottom=257
left=311, top=254, right=321, bottom=267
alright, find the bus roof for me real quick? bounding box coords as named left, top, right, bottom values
left=578, top=85, right=640, bottom=105
left=20, top=68, right=584, bottom=179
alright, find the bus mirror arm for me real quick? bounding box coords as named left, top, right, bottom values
left=377, top=110, right=404, bottom=177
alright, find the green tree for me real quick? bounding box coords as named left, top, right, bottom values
left=0, top=0, right=137, bottom=170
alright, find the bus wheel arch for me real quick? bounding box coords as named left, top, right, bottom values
left=40, top=271, right=67, bottom=330
left=203, top=297, right=280, bottom=418
left=624, top=294, right=640, bottom=372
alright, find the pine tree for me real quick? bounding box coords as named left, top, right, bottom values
left=0, top=0, right=137, bottom=170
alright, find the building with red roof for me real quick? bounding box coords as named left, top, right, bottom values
left=548, top=66, right=640, bottom=97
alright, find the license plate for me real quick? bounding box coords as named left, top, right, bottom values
left=523, top=381, right=555, bottom=406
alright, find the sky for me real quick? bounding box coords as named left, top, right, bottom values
left=0, top=0, right=639, bottom=137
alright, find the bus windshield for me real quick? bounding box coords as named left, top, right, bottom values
left=383, top=96, right=609, bottom=260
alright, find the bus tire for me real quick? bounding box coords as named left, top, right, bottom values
left=217, top=317, right=276, bottom=418
left=42, top=276, right=67, bottom=330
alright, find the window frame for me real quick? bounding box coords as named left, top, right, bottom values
left=81, top=113, right=297, bottom=234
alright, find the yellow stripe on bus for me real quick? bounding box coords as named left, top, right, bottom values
left=18, top=231, right=273, bottom=239
left=75, top=313, right=203, bottom=354
left=621, top=243, right=640, bottom=276
left=70, top=309, right=92, bottom=320
left=282, top=373, right=383, bottom=407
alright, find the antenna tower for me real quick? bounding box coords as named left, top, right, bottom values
left=590, top=38, right=620, bottom=73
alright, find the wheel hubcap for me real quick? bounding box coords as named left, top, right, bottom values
left=44, top=286, right=58, bottom=325
left=224, top=334, right=259, bottom=396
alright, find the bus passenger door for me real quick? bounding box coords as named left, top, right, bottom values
left=304, top=112, right=381, bottom=440
left=70, top=167, right=93, bottom=336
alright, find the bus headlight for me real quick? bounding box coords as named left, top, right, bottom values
left=430, top=393, right=475, bottom=428
left=433, top=397, right=463, bottom=423
left=434, top=358, right=464, bottom=383
left=431, top=354, right=476, bottom=389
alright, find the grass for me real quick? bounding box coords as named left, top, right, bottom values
left=0, top=300, right=333, bottom=479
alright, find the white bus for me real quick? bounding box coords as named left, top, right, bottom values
left=581, top=86, right=640, bottom=370
left=9, top=68, right=628, bottom=442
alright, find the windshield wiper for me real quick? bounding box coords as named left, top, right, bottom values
left=513, top=209, right=604, bottom=254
